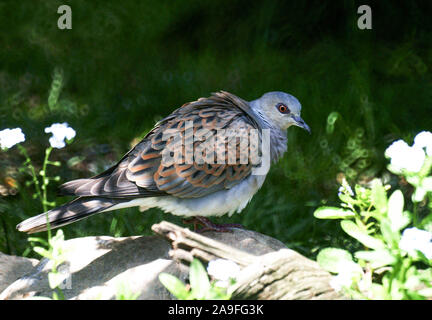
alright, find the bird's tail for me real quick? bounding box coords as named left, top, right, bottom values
left=16, top=197, right=123, bottom=234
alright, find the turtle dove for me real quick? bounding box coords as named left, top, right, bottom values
left=17, top=91, right=310, bottom=233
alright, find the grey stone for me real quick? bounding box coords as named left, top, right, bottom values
left=0, top=228, right=286, bottom=300
left=0, top=253, right=39, bottom=294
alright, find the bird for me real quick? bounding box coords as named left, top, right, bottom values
left=17, top=91, right=310, bottom=234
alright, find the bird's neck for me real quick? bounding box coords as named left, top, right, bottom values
left=249, top=106, right=288, bottom=163
left=268, top=126, right=288, bottom=163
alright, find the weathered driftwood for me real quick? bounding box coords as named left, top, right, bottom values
left=151, top=221, right=346, bottom=300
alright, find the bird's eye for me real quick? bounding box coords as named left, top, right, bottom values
left=276, top=103, right=290, bottom=114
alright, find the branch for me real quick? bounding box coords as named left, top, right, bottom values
left=152, top=221, right=347, bottom=300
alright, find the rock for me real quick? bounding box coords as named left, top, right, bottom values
left=0, top=228, right=286, bottom=300
left=0, top=253, right=39, bottom=294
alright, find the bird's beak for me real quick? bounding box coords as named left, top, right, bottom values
left=292, top=115, right=311, bottom=134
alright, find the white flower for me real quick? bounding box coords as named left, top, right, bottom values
left=385, top=139, right=425, bottom=174
left=0, top=128, right=25, bottom=149
left=357, top=269, right=372, bottom=297
left=330, top=271, right=354, bottom=292
left=329, top=260, right=363, bottom=292
left=399, top=227, right=432, bottom=260
left=207, top=259, right=240, bottom=287
left=414, top=131, right=432, bottom=156
left=338, top=178, right=354, bottom=197
left=45, top=123, right=76, bottom=149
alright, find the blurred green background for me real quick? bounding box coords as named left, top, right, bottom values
left=1, top=0, right=431, bottom=258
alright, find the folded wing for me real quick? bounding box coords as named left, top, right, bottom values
left=59, top=91, right=262, bottom=200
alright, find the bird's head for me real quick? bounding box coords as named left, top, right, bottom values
left=250, top=91, right=310, bottom=133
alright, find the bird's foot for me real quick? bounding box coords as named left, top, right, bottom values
left=182, top=216, right=244, bottom=233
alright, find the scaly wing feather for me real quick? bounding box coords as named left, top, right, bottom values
left=59, top=91, right=262, bottom=199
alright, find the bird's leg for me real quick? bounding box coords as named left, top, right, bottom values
left=182, top=217, right=201, bottom=232
left=182, top=216, right=244, bottom=233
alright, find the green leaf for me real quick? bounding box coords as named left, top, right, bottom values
left=115, top=283, right=140, bottom=300
left=206, top=284, right=231, bottom=300
left=370, top=283, right=388, bottom=300
left=388, top=190, right=403, bottom=225
left=412, top=187, right=427, bottom=203
left=390, top=278, right=404, bottom=300
left=313, top=206, right=355, bottom=219
left=419, top=213, right=432, bottom=233
left=418, top=288, right=432, bottom=299
left=316, top=247, right=354, bottom=273
left=67, top=156, right=86, bottom=168
left=340, top=220, right=385, bottom=249
left=404, top=266, right=423, bottom=293
left=371, top=180, right=387, bottom=215
left=52, top=229, right=65, bottom=242
left=355, top=184, right=371, bottom=200
left=422, top=177, right=432, bottom=192
left=406, top=175, right=420, bottom=187
left=189, top=258, right=210, bottom=299
left=33, top=246, right=51, bottom=259
left=354, top=249, right=396, bottom=268
left=49, top=161, right=61, bottom=167
left=28, top=237, right=49, bottom=246
left=338, top=193, right=358, bottom=206
left=380, top=218, right=400, bottom=247
left=387, top=190, right=411, bottom=233
left=158, top=273, right=190, bottom=300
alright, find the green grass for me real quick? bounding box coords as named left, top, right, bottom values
left=1, top=0, right=432, bottom=258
